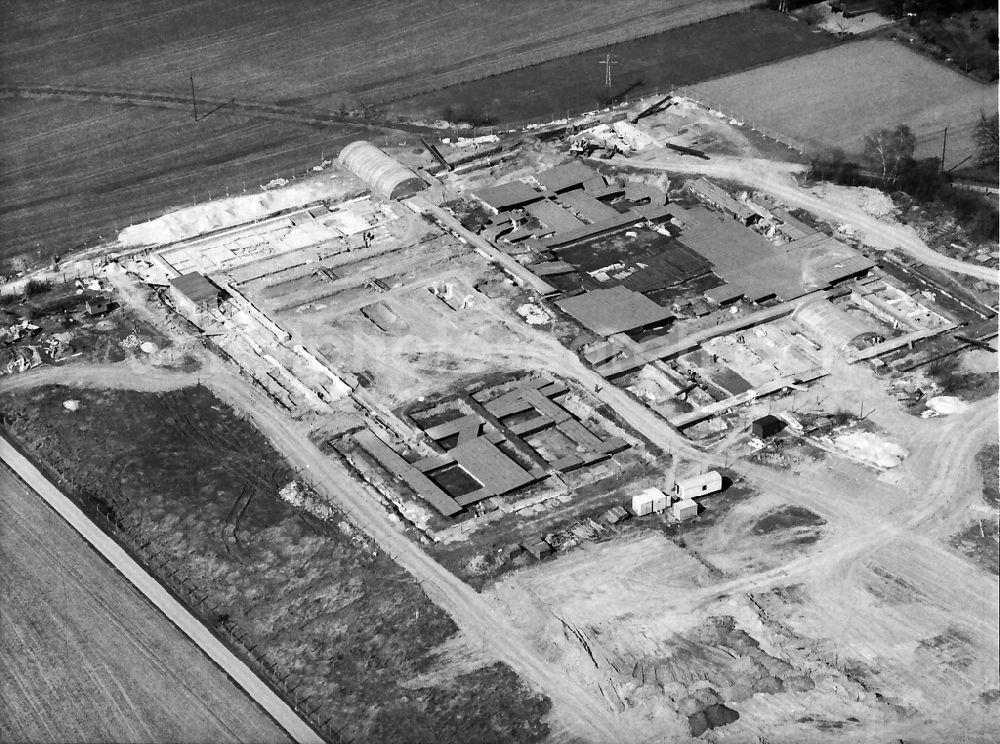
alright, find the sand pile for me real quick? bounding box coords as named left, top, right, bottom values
left=857, top=187, right=895, bottom=217
left=925, top=396, right=968, bottom=415
left=118, top=175, right=361, bottom=247
left=812, top=183, right=895, bottom=218
left=834, top=431, right=908, bottom=468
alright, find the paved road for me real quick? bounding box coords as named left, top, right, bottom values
left=614, top=152, right=1000, bottom=284
left=0, top=362, right=623, bottom=743
left=0, top=433, right=324, bottom=744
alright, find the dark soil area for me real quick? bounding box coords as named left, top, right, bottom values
left=922, top=349, right=999, bottom=403
left=383, top=10, right=836, bottom=125
left=752, top=505, right=826, bottom=535
left=951, top=444, right=1000, bottom=576
left=0, top=385, right=551, bottom=744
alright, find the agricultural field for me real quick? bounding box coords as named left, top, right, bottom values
left=383, top=9, right=836, bottom=125
left=687, top=38, right=998, bottom=170
left=0, top=384, right=551, bottom=744
left=0, top=98, right=367, bottom=272
left=1, top=1, right=763, bottom=109
left=0, top=466, right=289, bottom=744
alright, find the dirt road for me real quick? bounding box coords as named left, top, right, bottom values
left=613, top=151, right=1000, bottom=284
left=0, top=466, right=291, bottom=744
left=0, top=361, right=623, bottom=743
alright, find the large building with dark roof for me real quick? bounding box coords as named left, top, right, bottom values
left=473, top=180, right=545, bottom=212
left=556, top=286, right=674, bottom=336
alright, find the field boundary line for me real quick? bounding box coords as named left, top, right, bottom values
left=0, top=433, right=326, bottom=744
left=0, top=83, right=470, bottom=139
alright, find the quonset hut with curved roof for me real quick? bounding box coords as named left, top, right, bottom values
left=337, top=140, right=426, bottom=201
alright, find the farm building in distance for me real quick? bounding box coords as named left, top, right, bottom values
left=84, top=298, right=110, bottom=316
left=168, top=272, right=220, bottom=316
left=338, top=141, right=426, bottom=201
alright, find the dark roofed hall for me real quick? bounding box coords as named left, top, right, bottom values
left=168, top=272, right=219, bottom=305
left=556, top=286, right=674, bottom=336
left=450, top=437, right=534, bottom=496
left=534, top=162, right=599, bottom=193
left=474, top=180, right=544, bottom=211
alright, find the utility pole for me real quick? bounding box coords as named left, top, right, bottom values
left=940, top=126, right=948, bottom=173
left=599, top=53, right=619, bottom=88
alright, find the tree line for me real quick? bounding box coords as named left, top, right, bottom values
left=810, top=113, right=999, bottom=241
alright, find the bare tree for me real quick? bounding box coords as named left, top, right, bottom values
left=799, top=4, right=826, bottom=25
left=973, top=110, right=999, bottom=166
left=863, top=125, right=916, bottom=186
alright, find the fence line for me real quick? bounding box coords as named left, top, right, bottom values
left=73, top=481, right=342, bottom=743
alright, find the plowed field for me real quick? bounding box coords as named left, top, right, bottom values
left=0, top=466, right=289, bottom=744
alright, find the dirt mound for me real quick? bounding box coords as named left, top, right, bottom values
left=926, top=396, right=968, bottom=415
left=834, top=431, right=908, bottom=469
left=688, top=703, right=740, bottom=737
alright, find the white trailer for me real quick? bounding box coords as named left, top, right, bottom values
left=673, top=470, right=723, bottom=500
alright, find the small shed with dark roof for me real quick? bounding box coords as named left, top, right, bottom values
left=752, top=414, right=785, bottom=439
left=169, top=272, right=220, bottom=315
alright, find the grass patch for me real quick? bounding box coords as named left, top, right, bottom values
left=692, top=38, right=996, bottom=170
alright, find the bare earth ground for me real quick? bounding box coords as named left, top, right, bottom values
left=685, top=38, right=997, bottom=170
left=0, top=466, right=289, bottom=744
left=488, top=386, right=999, bottom=742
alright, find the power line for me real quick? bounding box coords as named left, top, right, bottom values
left=598, top=53, right=619, bottom=88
